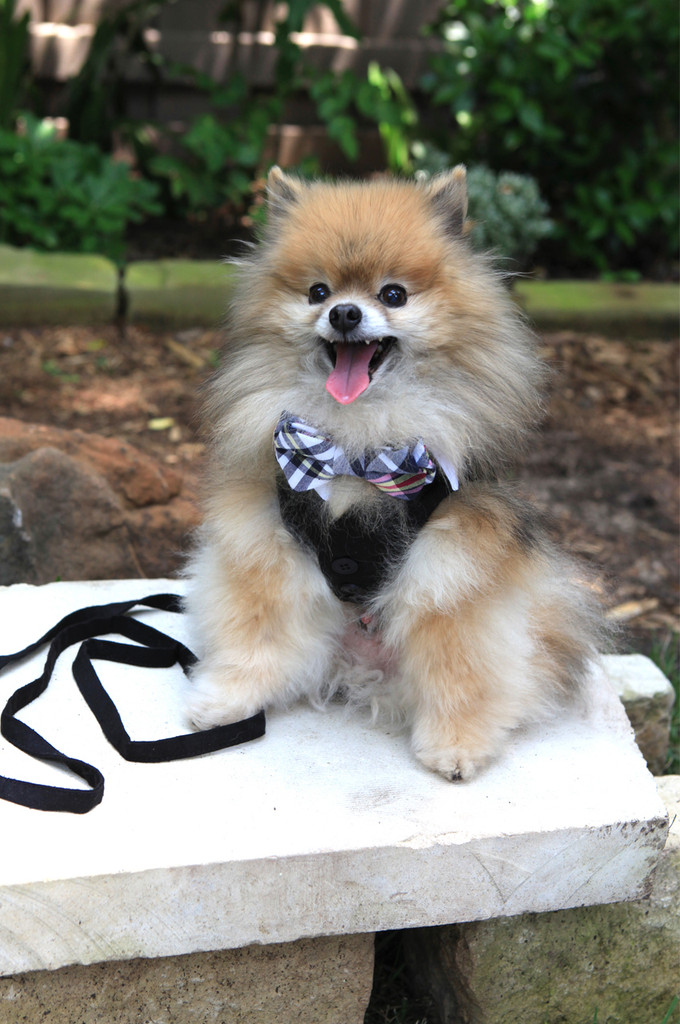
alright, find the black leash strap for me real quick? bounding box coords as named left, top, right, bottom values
left=0, top=594, right=265, bottom=814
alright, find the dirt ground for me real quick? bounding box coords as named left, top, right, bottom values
left=0, top=322, right=677, bottom=658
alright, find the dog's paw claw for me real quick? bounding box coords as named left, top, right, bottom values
left=414, top=746, right=481, bottom=782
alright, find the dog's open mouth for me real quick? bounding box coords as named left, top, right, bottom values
left=324, top=336, right=397, bottom=405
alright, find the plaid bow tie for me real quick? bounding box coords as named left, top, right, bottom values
left=274, top=414, right=442, bottom=500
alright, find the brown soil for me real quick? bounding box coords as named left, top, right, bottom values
left=0, top=323, right=677, bottom=656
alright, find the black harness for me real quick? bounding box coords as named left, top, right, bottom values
left=277, top=470, right=452, bottom=604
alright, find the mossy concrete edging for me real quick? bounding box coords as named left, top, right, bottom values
left=0, top=244, right=120, bottom=325
left=124, top=258, right=233, bottom=328
left=0, top=244, right=677, bottom=334
left=514, top=278, right=679, bottom=338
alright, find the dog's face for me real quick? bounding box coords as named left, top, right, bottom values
left=259, top=169, right=469, bottom=419
left=310, top=281, right=401, bottom=405
left=217, top=168, right=544, bottom=474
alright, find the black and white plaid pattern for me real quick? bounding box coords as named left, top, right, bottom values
left=274, top=413, right=440, bottom=500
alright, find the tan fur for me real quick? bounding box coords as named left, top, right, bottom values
left=184, top=168, right=604, bottom=780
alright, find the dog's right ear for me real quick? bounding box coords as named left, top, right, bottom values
left=266, top=166, right=305, bottom=217
left=424, top=165, right=468, bottom=237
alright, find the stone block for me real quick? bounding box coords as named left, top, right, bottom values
left=0, top=579, right=667, bottom=980
left=0, top=934, right=374, bottom=1024
left=0, top=244, right=118, bottom=325
left=402, top=775, right=680, bottom=1024
left=125, top=259, right=234, bottom=327
left=608, top=653, right=676, bottom=775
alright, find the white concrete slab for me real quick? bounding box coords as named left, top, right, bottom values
left=0, top=579, right=668, bottom=977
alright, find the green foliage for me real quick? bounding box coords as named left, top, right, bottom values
left=421, top=0, right=679, bottom=275
left=0, top=115, right=161, bottom=262
left=310, top=61, right=417, bottom=170
left=142, top=4, right=416, bottom=216
left=662, top=996, right=679, bottom=1024
left=265, top=2, right=417, bottom=176
left=130, top=73, right=274, bottom=217
left=266, top=0, right=416, bottom=168
left=465, top=166, right=553, bottom=270
left=7, top=0, right=674, bottom=276
left=0, top=0, right=31, bottom=128
left=365, top=63, right=418, bottom=172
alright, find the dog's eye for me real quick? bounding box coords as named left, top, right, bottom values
left=309, top=282, right=331, bottom=304
left=378, top=283, right=407, bottom=308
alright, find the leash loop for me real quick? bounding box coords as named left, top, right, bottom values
left=0, top=594, right=265, bottom=813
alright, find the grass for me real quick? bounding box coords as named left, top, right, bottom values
left=649, top=632, right=680, bottom=774
left=590, top=1003, right=679, bottom=1024
left=662, top=996, right=680, bottom=1024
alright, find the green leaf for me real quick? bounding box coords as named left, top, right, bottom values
left=326, top=115, right=359, bottom=160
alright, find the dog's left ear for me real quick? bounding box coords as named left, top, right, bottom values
left=424, top=165, right=468, bottom=236
left=266, top=166, right=306, bottom=217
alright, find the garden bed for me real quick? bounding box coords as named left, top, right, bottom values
left=0, top=320, right=677, bottom=663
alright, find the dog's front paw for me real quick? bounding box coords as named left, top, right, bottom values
left=185, top=668, right=261, bottom=731
left=411, top=716, right=496, bottom=782
left=413, top=745, right=482, bottom=782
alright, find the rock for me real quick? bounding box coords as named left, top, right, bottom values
left=0, top=447, right=139, bottom=582
left=124, top=499, right=199, bottom=578
left=0, top=487, right=33, bottom=583
left=0, top=933, right=375, bottom=1024
left=0, top=418, right=198, bottom=583
left=402, top=775, right=680, bottom=1024
left=0, top=418, right=184, bottom=506
left=608, top=653, right=676, bottom=775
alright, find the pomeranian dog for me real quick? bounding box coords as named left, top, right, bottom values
left=184, top=165, right=603, bottom=781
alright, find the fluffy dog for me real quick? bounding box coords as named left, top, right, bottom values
left=184, top=166, right=603, bottom=780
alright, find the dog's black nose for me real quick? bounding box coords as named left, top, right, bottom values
left=329, top=303, right=362, bottom=333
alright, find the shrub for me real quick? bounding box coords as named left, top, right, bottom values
left=310, top=61, right=417, bottom=172
left=0, top=115, right=161, bottom=262
left=130, top=73, right=274, bottom=219
left=465, top=165, right=553, bottom=270
left=421, top=0, right=679, bottom=276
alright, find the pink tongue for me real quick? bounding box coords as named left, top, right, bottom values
left=326, top=341, right=379, bottom=404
